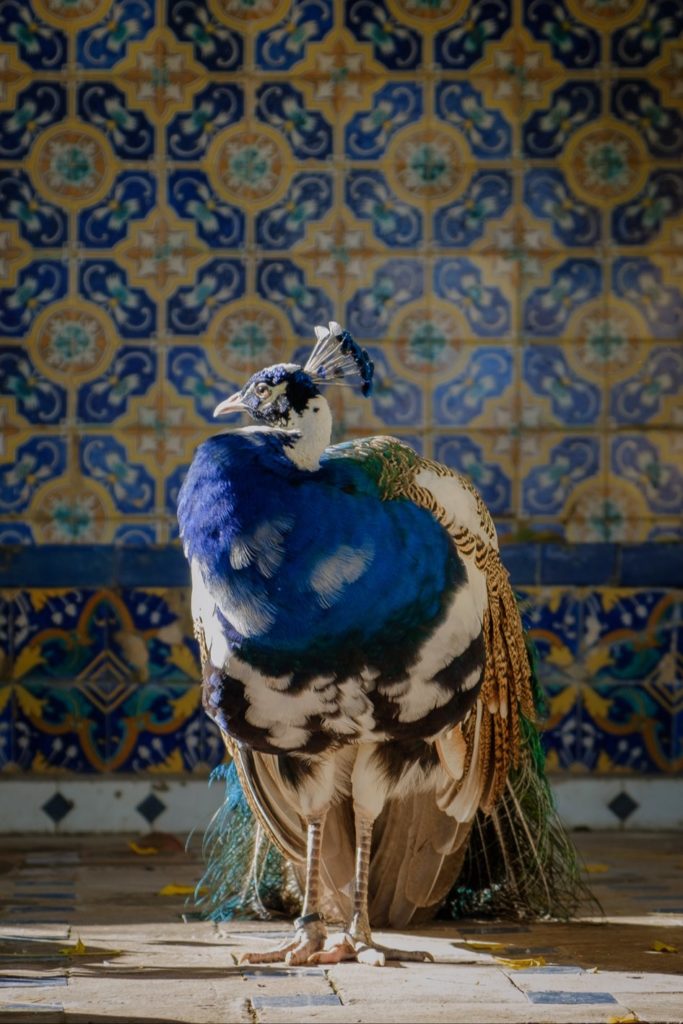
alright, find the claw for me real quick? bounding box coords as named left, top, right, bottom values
left=308, top=932, right=433, bottom=967
left=239, top=921, right=327, bottom=966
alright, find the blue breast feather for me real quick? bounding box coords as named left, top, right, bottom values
left=178, top=432, right=463, bottom=671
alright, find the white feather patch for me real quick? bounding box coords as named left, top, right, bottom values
left=414, top=468, right=498, bottom=549
left=229, top=515, right=294, bottom=578
left=310, top=542, right=374, bottom=609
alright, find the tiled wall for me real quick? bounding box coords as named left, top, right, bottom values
left=0, top=1, right=681, bottom=795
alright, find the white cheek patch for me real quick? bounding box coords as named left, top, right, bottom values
left=310, top=542, right=374, bottom=609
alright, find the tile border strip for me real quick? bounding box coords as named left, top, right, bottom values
left=0, top=777, right=680, bottom=833
left=1, top=543, right=682, bottom=588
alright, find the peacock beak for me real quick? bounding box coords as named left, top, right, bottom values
left=213, top=391, right=247, bottom=417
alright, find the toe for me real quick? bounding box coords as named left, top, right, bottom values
left=356, top=946, right=386, bottom=967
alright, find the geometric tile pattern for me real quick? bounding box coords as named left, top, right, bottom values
left=521, top=587, right=683, bottom=774
left=1, top=0, right=682, bottom=547
left=1, top=584, right=681, bottom=776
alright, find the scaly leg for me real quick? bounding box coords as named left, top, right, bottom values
left=310, top=813, right=433, bottom=967
left=239, top=814, right=328, bottom=965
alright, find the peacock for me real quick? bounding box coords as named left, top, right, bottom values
left=177, top=321, right=588, bottom=967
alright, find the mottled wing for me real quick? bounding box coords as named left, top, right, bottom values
left=337, top=436, right=536, bottom=816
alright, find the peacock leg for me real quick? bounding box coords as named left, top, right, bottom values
left=239, top=814, right=328, bottom=965
left=310, top=814, right=433, bottom=967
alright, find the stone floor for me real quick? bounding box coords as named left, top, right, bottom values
left=0, top=831, right=681, bottom=1024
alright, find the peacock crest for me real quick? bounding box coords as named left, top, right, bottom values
left=304, top=321, right=374, bottom=396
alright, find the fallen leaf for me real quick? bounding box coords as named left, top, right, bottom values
left=607, top=1015, right=639, bottom=1023
left=651, top=940, right=678, bottom=953
left=494, top=955, right=547, bottom=970
left=129, top=841, right=159, bottom=856
left=584, top=863, right=610, bottom=874
left=59, top=938, right=87, bottom=956
left=158, top=884, right=206, bottom=897
left=463, top=940, right=506, bottom=952
left=59, top=938, right=121, bottom=958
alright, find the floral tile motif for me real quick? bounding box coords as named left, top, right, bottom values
left=346, top=83, right=423, bottom=159
left=255, top=0, right=333, bottom=71
left=107, top=681, right=205, bottom=773
left=523, top=81, right=601, bottom=159
left=111, top=588, right=199, bottom=684
left=166, top=83, right=244, bottom=161
left=344, top=169, right=423, bottom=249
left=0, top=1, right=67, bottom=70
left=610, top=433, right=683, bottom=518
left=433, top=433, right=512, bottom=515
left=0, top=171, right=67, bottom=247
left=522, top=344, right=602, bottom=427
left=344, top=0, right=421, bottom=71
left=520, top=433, right=601, bottom=518
left=538, top=682, right=583, bottom=772
left=611, top=1, right=683, bottom=68
left=10, top=589, right=115, bottom=684
left=435, top=170, right=513, bottom=248
left=434, top=1, right=512, bottom=70
left=433, top=346, right=514, bottom=427
left=609, top=345, right=683, bottom=427
left=76, top=0, right=155, bottom=70
left=580, top=589, right=678, bottom=688
left=577, top=682, right=679, bottom=773
left=0, top=262, right=68, bottom=337
left=256, top=171, right=333, bottom=249
left=524, top=0, right=601, bottom=69
left=167, top=0, right=243, bottom=72
left=612, top=170, right=683, bottom=246
left=10, top=679, right=109, bottom=773
left=523, top=169, right=600, bottom=247
left=519, top=587, right=583, bottom=687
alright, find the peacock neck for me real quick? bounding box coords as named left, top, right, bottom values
left=282, top=397, right=333, bottom=472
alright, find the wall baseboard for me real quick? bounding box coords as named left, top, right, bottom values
left=0, top=776, right=680, bottom=834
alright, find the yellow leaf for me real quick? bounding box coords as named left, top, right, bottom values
left=59, top=937, right=121, bottom=958
left=495, top=956, right=547, bottom=970
left=170, top=644, right=200, bottom=681
left=14, top=683, right=45, bottom=718
left=464, top=940, right=506, bottom=952
left=12, top=646, right=45, bottom=681
left=158, top=884, right=206, bottom=897
left=545, top=645, right=573, bottom=668
left=651, top=940, right=678, bottom=953
left=583, top=863, right=610, bottom=874
left=608, top=1015, right=638, bottom=1023
left=129, top=841, right=158, bottom=856
left=170, top=682, right=200, bottom=720
left=59, top=938, right=87, bottom=956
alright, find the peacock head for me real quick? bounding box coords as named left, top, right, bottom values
left=213, top=322, right=373, bottom=470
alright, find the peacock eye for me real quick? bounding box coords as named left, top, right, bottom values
left=254, top=382, right=271, bottom=399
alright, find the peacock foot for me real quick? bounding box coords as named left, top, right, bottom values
left=309, top=925, right=434, bottom=968
left=239, top=914, right=327, bottom=966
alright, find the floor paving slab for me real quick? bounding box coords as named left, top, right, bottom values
left=0, top=832, right=681, bottom=1023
